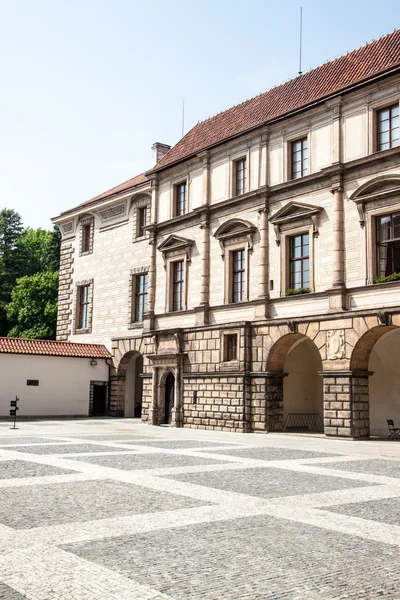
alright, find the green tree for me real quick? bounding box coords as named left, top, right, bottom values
left=6, top=271, right=59, bottom=339
left=0, top=209, right=24, bottom=336
left=18, top=226, right=61, bottom=275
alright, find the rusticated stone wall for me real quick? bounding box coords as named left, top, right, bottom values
left=182, top=376, right=246, bottom=432
left=56, top=242, right=74, bottom=341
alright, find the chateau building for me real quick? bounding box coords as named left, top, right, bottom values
left=53, top=30, right=400, bottom=438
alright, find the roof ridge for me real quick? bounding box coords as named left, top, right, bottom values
left=89, top=171, right=148, bottom=202
left=179, top=27, right=400, bottom=135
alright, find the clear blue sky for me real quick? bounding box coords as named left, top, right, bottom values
left=1, top=0, right=399, bottom=229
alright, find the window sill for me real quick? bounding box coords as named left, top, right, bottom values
left=79, top=251, right=93, bottom=257
left=74, top=327, right=91, bottom=334
left=220, top=360, right=239, bottom=371
left=127, top=322, right=144, bottom=330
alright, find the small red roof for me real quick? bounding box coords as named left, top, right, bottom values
left=58, top=172, right=149, bottom=218
left=150, top=29, right=400, bottom=172
left=0, top=338, right=111, bottom=359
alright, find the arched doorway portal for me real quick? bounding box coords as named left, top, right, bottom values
left=266, top=333, right=323, bottom=432
left=164, top=372, right=175, bottom=425
left=351, top=325, right=400, bottom=436
left=118, top=351, right=144, bottom=418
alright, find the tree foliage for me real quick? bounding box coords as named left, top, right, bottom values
left=7, top=272, right=59, bottom=339
left=0, top=209, right=24, bottom=336
left=0, top=208, right=61, bottom=339
left=18, top=227, right=61, bottom=276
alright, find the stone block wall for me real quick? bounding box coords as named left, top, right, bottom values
left=249, top=377, right=267, bottom=432
left=350, top=375, right=370, bottom=438
left=182, top=376, right=246, bottom=432
left=323, top=372, right=369, bottom=438
left=141, top=375, right=152, bottom=421
left=323, top=374, right=352, bottom=437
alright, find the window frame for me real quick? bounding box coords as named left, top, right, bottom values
left=174, top=181, right=187, bottom=217
left=279, top=225, right=315, bottom=296
left=137, top=206, right=148, bottom=238
left=376, top=103, right=400, bottom=152
left=171, top=259, right=185, bottom=312
left=233, top=157, right=247, bottom=196
left=223, top=244, right=249, bottom=304
left=225, top=333, right=238, bottom=361
left=288, top=232, right=310, bottom=290
left=290, top=136, right=309, bottom=180
left=133, top=272, right=149, bottom=322
left=75, top=280, right=93, bottom=333
left=219, top=329, right=241, bottom=368
left=231, top=248, right=246, bottom=303
left=79, top=217, right=94, bottom=256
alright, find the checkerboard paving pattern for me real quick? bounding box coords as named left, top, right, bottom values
left=0, top=419, right=399, bottom=599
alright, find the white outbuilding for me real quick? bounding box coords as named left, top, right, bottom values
left=0, top=338, right=111, bottom=418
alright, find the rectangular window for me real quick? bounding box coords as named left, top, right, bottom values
left=225, top=334, right=238, bottom=361
left=137, top=206, right=148, bottom=238
left=289, top=233, right=310, bottom=289
left=82, top=223, right=91, bottom=253
left=78, top=285, right=90, bottom=329
left=376, top=213, right=400, bottom=277
left=377, top=104, right=400, bottom=151
left=231, top=249, right=245, bottom=303
left=172, top=260, right=184, bottom=311
left=175, top=182, right=187, bottom=217
left=234, top=158, right=246, bottom=196
left=134, top=273, right=148, bottom=321
left=291, top=138, right=308, bottom=179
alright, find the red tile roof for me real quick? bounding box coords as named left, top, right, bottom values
left=150, top=29, right=400, bottom=172
left=0, top=338, right=111, bottom=359
left=58, top=172, right=149, bottom=217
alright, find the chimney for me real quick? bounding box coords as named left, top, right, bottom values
left=152, top=142, right=171, bottom=166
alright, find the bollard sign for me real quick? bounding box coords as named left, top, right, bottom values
left=9, top=396, right=19, bottom=429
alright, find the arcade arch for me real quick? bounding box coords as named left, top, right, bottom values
left=351, top=325, right=400, bottom=436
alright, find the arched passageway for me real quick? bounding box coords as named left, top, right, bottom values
left=118, top=351, right=144, bottom=418
left=265, top=333, right=323, bottom=432
left=283, top=337, right=323, bottom=430
left=351, top=325, right=400, bottom=437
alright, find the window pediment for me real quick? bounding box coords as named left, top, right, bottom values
left=214, top=219, right=256, bottom=257
left=269, top=202, right=322, bottom=246
left=350, top=175, right=400, bottom=228
left=157, top=235, right=194, bottom=267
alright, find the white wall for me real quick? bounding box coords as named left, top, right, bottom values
left=369, top=329, right=400, bottom=436
left=0, top=355, right=109, bottom=416
left=283, top=338, right=323, bottom=421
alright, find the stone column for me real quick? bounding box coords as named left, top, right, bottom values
left=146, top=176, right=158, bottom=331
left=148, top=367, right=159, bottom=425
left=322, top=371, right=371, bottom=438
left=331, top=184, right=345, bottom=289
left=196, top=152, right=211, bottom=325
left=258, top=206, right=269, bottom=300
left=200, top=217, right=210, bottom=307
left=171, top=364, right=183, bottom=428
left=265, top=373, right=286, bottom=431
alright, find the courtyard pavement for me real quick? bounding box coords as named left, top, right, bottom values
left=0, top=419, right=399, bottom=599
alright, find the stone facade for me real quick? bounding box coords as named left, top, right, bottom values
left=52, top=34, right=400, bottom=438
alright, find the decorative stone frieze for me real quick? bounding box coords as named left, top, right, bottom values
left=98, top=202, right=127, bottom=222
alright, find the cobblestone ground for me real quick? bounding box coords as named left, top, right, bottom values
left=0, top=420, right=399, bottom=599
